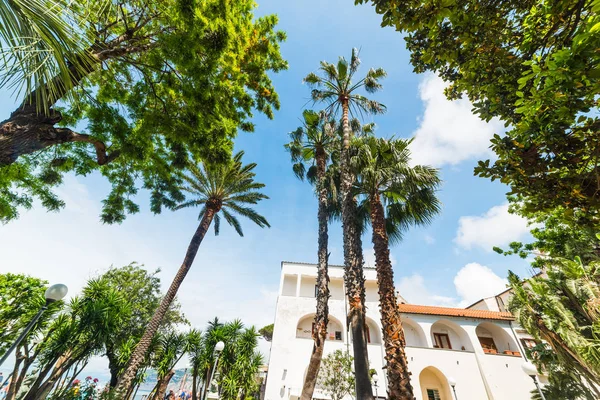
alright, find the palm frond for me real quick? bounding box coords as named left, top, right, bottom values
left=0, top=0, right=100, bottom=113
left=221, top=208, right=243, bottom=237
left=174, top=151, right=269, bottom=236
left=213, top=212, right=220, bottom=236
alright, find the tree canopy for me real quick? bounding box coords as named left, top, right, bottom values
left=357, top=0, right=600, bottom=228
left=0, top=0, right=287, bottom=223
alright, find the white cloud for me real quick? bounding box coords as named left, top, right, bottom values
left=454, top=203, right=529, bottom=251
left=453, top=262, right=508, bottom=307
left=397, top=263, right=507, bottom=308
left=409, top=74, right=504, bottom=167
left=423, top=234, right=435, bottom=245
left=397, top=274, right=456, bottom=307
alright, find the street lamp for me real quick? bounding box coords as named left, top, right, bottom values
left=522, top=361, right=546, bottom=400
left=447, top=376, right=457, bottom=400
left=0, top=284, right=68, bottom=367
left=203, top=341, right=225, bottom=400
left=372, top=374, right=379, bottom=399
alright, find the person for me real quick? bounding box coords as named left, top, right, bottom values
left=165, top=390, right=175, bottom=400
left=0, top=372, right=3, bottom=385
left=179, top=390, right=186, bottom=399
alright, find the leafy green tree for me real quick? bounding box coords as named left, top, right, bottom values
left=258, top=324, right=274, bottom=342
left=524, top=343, right=596, bottom=400
left=317, top=350, right=355, bottom=400
left=0, top=274, right=64, bottom=400
left=531, top=370, right=596, bottom=400
left=0, top=0, right=287, bottom=223
left=304, top=48, right=386, bottom=400
left=285, top=110, right=336, bottom=400
left=96, top=263, right=187, bottom=388
left=23, top=279, right=130, bottom=400
left=352, top=136, right=440, bottom=399
left=357, top=0, right=600, bottom=229
left=508, top=257, right=600, bottom=396
left=0, top=274, right=53, bottom=354
left=115, top=152, right=270, bottom=395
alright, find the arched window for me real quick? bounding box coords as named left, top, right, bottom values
left=476, top=322, right=520, bottom=355
left=296, top=314, right=344, bottom=341
left=419, top=366, right=452, bottom=400
left=365, top=318, right=381, bottom=344
left=430, top=320, right=474, bottom=351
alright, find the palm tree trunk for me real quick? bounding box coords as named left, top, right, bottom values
left=370, top=194, right=414, bottom=400
left=192, top=373, right=198, bottom=400
left=153, top=370, right=175, bottom=400
left=115, top=207, right=218, bottom=397
left=300, top=150, right=330, bottom=400
left=340, top=100, right=374, bottom=400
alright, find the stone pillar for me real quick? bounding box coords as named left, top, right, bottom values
left=295, top=274, right=301, bottom=297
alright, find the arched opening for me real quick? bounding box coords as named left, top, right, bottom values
left=430, top=319, right=473, bottom=351
left=365, top=317, right=382, bottom=345
left=402, top=317, right=427, bottom=347
left=476, top=321, right=519, bottom=355
left=419, top=366, right=452, bottom=400
left=296, top=314, right=344, bottom=342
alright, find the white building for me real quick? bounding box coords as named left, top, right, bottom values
left=264, top=262, right=541, bottom=400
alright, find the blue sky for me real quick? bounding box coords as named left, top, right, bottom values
left=0, top=0, right=533, bottom=377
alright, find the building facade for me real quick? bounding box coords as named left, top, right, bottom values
left=264, top=262, right=541, bottom=400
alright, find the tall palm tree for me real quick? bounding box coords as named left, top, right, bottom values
left=304, top=48, right=386, bottom=400
left=115, top=152, right=270, bottom=396
left=352, top=136, right=441, bottom=399
left=285, top=110, right=336, bottom=400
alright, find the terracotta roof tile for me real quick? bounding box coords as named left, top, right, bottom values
left=399, top=304, right=514, bottom=321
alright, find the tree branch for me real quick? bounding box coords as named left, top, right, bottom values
left=61, top=129, right=121, bottom=165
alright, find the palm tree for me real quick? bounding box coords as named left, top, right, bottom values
left=0, top=0, right=97, bottom=113
left=352, top=136, right=441, bottom=399
left=115, top=152, right=270, bottom=396
left=304, top=48, right=386, bottom=400
left=285, top=110, right=336, bottom=400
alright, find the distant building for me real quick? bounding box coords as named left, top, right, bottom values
left=264, top=262, right=542, bottom=400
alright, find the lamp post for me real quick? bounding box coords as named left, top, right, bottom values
left=447, top=376, right=457, bottom=400
left=203, top=341, right=225, bottom=400
left=0, top=284, right=68, bottom=367
left=522, top=361, right=546, bottom=400
left=372, top=374, right=379, bottom=399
